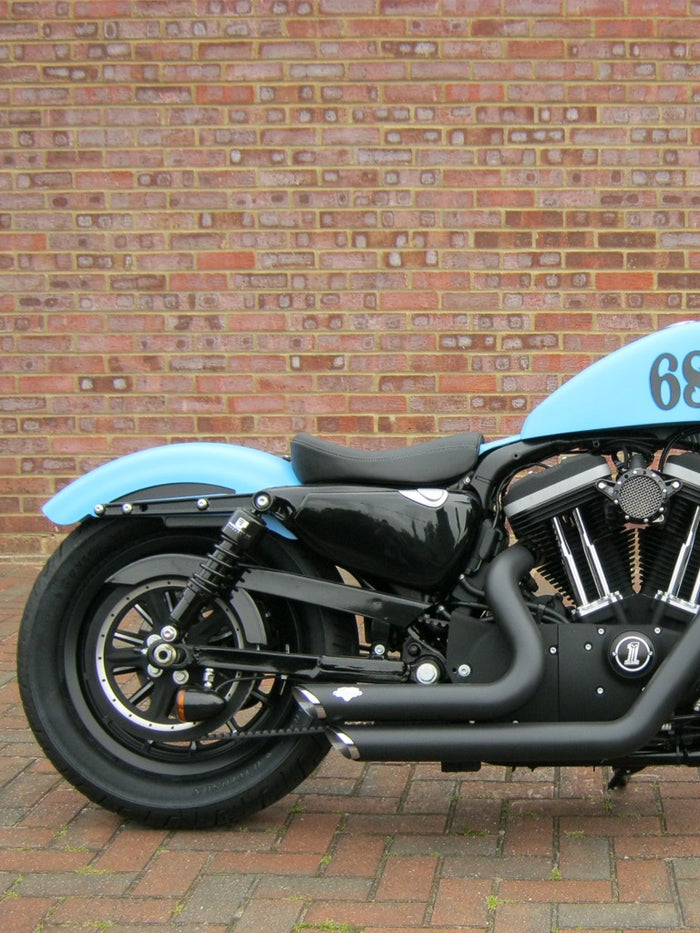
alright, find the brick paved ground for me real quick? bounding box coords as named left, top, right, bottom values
left=3, top=560, right=700, bottom=933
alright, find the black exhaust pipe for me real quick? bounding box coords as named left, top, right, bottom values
left=329, top=607, right=700, bottom=764
left=295, top=544, right=544, bottom=723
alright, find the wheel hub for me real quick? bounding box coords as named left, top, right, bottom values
left=92, top=578, right=251, bottom=736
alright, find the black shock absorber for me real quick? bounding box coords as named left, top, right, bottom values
left=169, top=507, right=268, bottom=627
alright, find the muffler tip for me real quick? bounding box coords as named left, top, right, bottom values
left=329, top=730, right=360, bottom=760
left=293, top=686, right=326, bottom=720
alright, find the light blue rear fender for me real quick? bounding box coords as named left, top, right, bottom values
left=42, top=442, right=301, bottom=535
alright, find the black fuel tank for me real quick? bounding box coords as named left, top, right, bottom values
left=275, top=486, right=483, bottom=589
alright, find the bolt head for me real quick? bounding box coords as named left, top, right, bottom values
left=414, top=661, right=440, bottom=685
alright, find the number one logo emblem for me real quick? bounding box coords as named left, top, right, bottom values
left=622, top=640, right=641, bottom=668
left=610, top=632, right=654, bottom=677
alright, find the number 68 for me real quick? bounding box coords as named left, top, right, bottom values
left=650, top=351, right=700, bottom=411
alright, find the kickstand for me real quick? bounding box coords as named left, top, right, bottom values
left=608, top=767, right=643, bottom=790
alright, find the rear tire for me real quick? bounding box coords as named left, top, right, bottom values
left=18, top=518, right=352, bottom=828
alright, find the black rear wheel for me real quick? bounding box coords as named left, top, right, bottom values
left=18, top=518, right=352, bottom=828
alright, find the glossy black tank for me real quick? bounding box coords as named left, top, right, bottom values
left=275, top=485, right=483, bottom=589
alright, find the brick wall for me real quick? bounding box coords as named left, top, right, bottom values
left=2, top=1, right=699, bottom=555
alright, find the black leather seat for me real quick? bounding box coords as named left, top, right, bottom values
left=290, top=432, right=483, bottom=486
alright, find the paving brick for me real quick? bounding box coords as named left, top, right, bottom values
left=47, top=807, right=121, bottom=852
left=344, top=813, right=448, bottom=835
left=172, top=874, right=253, bottom=925
left=93, top=825, right=168, bottom=872
left=492, top=901, right=554, bottom=933
left=0, top=849, right=91, bottom=873
left=499, top=879, right=614, bottom=903
left=502, top=816, right=555, bottom=858
left=403, top=777, right=458, bottom=813
left=431, top=878, right=494, bottom=928
left=661, top=797, right=700, bottom=835
left=17, top=869, right=136, bottom=897
left=231, top=897, right=304, bottom=933
left=166, top=828, right=275, bottom=853
left=559, top=833, right=612, bottom=880
left=255, top=874, right=372, bottom=901
left=616, top=858, right=673, bottom=903
left=358, top=762, right=413, bottom=799
left=442, top=854, right=553, bottom=881
left=50, top=895, right=179, bottom=925
left=304, top=898, right=426, bottom=928
left=86, top=927, right=227, bottom=933
left=558, top=902, right=680, bottom=929
left=132, top=849, right=209, bottom=897
left=324, top=833, right=388, bottom=877
left=209, top=851, right=323, bottom=875
left=559, top=814, right=663, bottom=837
left=277, top=811, right=341, bottom=853
left=5, top=493, right=700, bottom=933
left=375, top=854, right=438, bottom=902
left=615, top=836, right=700, bottom=859
left=676, top=878, right=700, bottom=927
left=0, top=895, right=57, bottom=933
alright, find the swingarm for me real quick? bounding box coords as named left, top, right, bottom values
left=183, top=644, right=406, bottom=683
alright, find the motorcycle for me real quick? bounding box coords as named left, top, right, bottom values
left=17, top=321, right=700, bottom=828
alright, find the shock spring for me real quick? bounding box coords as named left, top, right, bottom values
left=169, top=508, right=268, bottom=627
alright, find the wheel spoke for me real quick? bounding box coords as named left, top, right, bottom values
left=249, top=687, right=273, bottom=707
left=133, top=602, right=155, bottom=626
left=104, top=642, right=146, bottom=672
left=164, top=590, right=179, bottom=615
left=128, top=679, right=155, bottom=706
left=88, top=569, right=310, bottom=750
left=113, top=629, right=146, bottom=647
left=134, top=590, right=173, bottom=631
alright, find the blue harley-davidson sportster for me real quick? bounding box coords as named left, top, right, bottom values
left=17, top=322, right=700, bottom=827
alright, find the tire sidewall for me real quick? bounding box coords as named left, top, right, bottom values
left=18, top=518, right=340, bottom=826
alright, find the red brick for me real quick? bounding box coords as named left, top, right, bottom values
left=209, top=852, right=322, bottom=875
left=94, top=827, right=169, bottom=873
left=375, top=855, right=438, bottom=901
left=132, top=850, right=209, bottom=897
left=616, top=859, right=673, bottom=903
left=1, top=4, right=698, bottom=559
left=499, top=880, right=613, bottom=902
left=0, top=896, right=57, bottom=933
left=278, top=812, right=341, bottom=854
left=304, top=899, right=425, bottom=927
left=431, top=878, right=491, bottom=927
left=325, top=835, right=387, bottom=878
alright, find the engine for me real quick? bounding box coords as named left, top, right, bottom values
left=504, top=450, right=700, bottom=626
left=483, top=449, right=700, bottom=727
